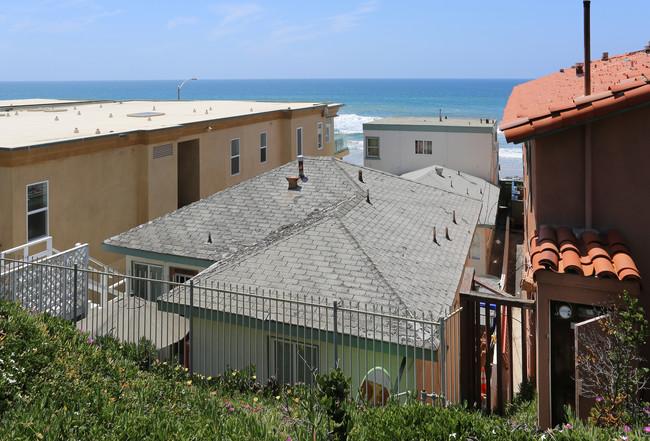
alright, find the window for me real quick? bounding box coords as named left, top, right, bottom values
left=365, top=137, right=380, bottom=158
left=170, top=267, right=198, bottom=284
left=296, top=127, right=303, bottom=156
left=317, top=122, right=323, bottom=149
left=270, top=338, right=319, bottom=386
left=325, top=118, right=332, bottom=143
left=260, top=132, right=267, bottom=163
left=27, top=181, right=48, bottom=241
left=131, top=261, right=164, bottom=301
left=415, top=140, right=432, bottom=154
left=231, top=138, right=240, bottom=175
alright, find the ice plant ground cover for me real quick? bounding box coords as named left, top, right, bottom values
left=1, top=298, right=649, bottom=441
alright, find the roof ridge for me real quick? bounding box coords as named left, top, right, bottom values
left=335, top=218, right=411, bottom=315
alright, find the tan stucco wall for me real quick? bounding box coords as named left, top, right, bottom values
left=0, top=167, right=13, bottom=251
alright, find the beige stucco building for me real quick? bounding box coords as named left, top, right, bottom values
left=362, top=116, right=499, bottom=184
left=0, top=99, right=343, bottom=270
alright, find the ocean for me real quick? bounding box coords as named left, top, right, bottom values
left=0, top=79, right=526, bottom=179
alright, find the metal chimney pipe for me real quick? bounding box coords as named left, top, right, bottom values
left=583, top=1, right=591, bottom=96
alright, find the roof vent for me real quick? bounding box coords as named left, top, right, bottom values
left=95, top=129, right=101, bottom=134
left=193, top=108, right=196, bottom=113
left=576, top=62, right=584, bottom=75
left=366, top=189, right=371, bottom=204
left=109, top=113, right=113, bottom=118
left=205, top=110, right=209, bottom=114
left=286, top=176, right=300, bottom=190
left=435, top=166, right=444, bottom=177
left=602, top=52, right=609, bottom=61
left=74, top=128, right=79, bottom=133
left=99, top=104, right=102, bottom=108
left=433, top=227, right=438, bottom=244
left=77, top=111, right=81, bottom=115
left=358, top=170, right=364, bottom=182
left=54, top=116, right=59, bottom=121
left=645, top=42, right=650, bottom=54
left=209, top=107, right=212, bottom=111
left=298, top=155, right=304, bottom=178
left=560, top=68, right=565, bottom=73
left=14, top=111, right=18, bottom=116
left=153, top=106, right=156, bottom=111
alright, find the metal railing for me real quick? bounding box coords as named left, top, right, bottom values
left=0, top=256, right=461, bottom=405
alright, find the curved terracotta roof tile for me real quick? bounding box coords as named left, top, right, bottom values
left=529, top=226, right=640, bottom=283
left=502, top=50, right=650, bottom=143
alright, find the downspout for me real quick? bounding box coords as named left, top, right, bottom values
left=583, top=0, right=592, bottom=229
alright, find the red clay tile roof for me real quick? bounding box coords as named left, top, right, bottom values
left=501, top=49, right=650, bottom=143
left=530, top=226, right=640, bottom=282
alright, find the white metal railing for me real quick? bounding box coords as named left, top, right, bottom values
left=0, top=236, right=57, bottom=266
left=0, top=256, right=461, bottom=405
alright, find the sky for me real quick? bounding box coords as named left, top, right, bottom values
left=1, top=0, right=649, bottom=81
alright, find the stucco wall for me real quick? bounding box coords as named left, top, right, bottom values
left=364, top=128, right=496, bottom=182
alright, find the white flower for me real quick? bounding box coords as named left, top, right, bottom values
left=449, top=434, right=457, bottom=439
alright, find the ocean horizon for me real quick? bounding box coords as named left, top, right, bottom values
left=0, top=78, right=526, bottom=179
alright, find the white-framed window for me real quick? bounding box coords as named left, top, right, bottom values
left=26, top=181, right=49, bottom=242
left=325, top=118, right=332, bottom=143
left=365, top=137, right=380, bottom=158
left=131, top=261, right=164, bottom=301
left=231, top=138, right=240, bottom=175
left=296, top=127, right=303, bottom=156
left=270, top=337, right=319, bottom=386
left=260, top=132, right=267, bottom=163
left=415, top=140, right=432, bottom=154
left=317, top=122, right=323, bottom=149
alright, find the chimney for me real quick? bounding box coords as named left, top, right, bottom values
left=298, top=155, right=304, bottom=178
left=601, top=51, right=609, bottom=61
left=645, top=42, right=650, bottom=54
left=576, top=62, right=584, bottom=76
left=358, top=170, right=364, bottom=182
left=366, top=189, right=371, bottom=204
left=583, top=0, right=591, bottom=95
left=433, top=227, right=438, bottom=244
left=445, top=227, right=450, bottom=240
left=439, top=109, right=442, bottom=122
left=207, top=232, right=212, bottom=244
left=453, top=210, right=457, bottom=224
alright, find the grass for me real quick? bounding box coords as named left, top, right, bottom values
left=2, top=298, right=650, bottom=440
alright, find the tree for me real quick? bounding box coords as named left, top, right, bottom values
left=576, top=291, right=649, bottom=426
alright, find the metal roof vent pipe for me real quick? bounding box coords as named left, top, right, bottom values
left=366, top=189, right=371, bottom=204
left=602, top=52, right=609, bottom=61
left=645, top=42, right=650, bottom=54
left=435, top=166, right=444, bottom=177
left=298, top=155, right=305, bottom=179
left=439, top=109, right=442, bottom=122
left=583, top=0, right=591, bottom=95
left=358, top=170, right=364, bottom=182
left=575, top=62, right=584, bottom=76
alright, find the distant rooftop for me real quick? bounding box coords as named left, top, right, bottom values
left=501, top=47, right=650, bottom=143
left=363, top=116, right=497, bottom=132
left=0, top=99, right=343, bottom=150
left=104, top=156, right=483, bottom=315
left=401, top=165, right=500, bottom=227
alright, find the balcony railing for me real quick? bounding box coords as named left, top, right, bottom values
left=334, top=137, right=347, bottom=154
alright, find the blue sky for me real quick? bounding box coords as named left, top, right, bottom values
left=1, top=0, right=649, bottom=81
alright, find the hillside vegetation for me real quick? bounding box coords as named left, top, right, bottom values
left=1, top=299, right=646, bottom=440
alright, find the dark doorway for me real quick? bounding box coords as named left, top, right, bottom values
left=177, top=139, right=200, bottom=208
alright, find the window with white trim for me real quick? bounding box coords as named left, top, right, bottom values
left=131, top=261, right=164, bottom=301
left=317, top=122, right=323, bottom=149
left=231, top=138, right=240, bottom=175
left=365, top=137, right=380, bottom=158
left=296, top=127, right=303, bottom=156
left=27, top=181, right=49, bottom=241
left=325, top=118, right=332, bottom=143
left=260, top=132, right=267, bottom=163
left=270, top=337, right=319, bottom=386
left=415, top=140, right=432, bottom=154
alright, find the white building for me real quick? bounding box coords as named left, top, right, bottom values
left=363, top=116, right=499, bottom=184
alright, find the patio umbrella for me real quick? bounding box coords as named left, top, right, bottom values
left=76, top=296, right=188, bottom=350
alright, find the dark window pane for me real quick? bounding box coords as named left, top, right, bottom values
left=28, top=183, right=47, bottom=211
left=260, top=147, right=267, bottom=163
left=231, top=157, right=239, bottom=175
left=27, top=211, right=47, bottom=241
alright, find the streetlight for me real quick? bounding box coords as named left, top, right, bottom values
left=178, top=77, right=197, bottom=100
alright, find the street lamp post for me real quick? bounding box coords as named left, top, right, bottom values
left=177, top=77, right=197, bottom=100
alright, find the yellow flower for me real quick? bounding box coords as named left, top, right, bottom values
left=207, top=377, right=212, bottom=381
left=232, top=372, right=237, bottom=376
left=252, top=375, right=257, bottom=380
left=294, top=398, right=299, bottom=403
left=253, top=397, right=258, bottom=403
left=275, top=396, right=280, bottom=400
left=186, top=380, right=192, bottom=386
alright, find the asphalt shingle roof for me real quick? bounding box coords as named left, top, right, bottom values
left=105, top=157, right=483, bottom=315
left=401, top=165, right=499, bottom=227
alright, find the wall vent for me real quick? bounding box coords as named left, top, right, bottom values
left=153, top=143, right=174, bottom=159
